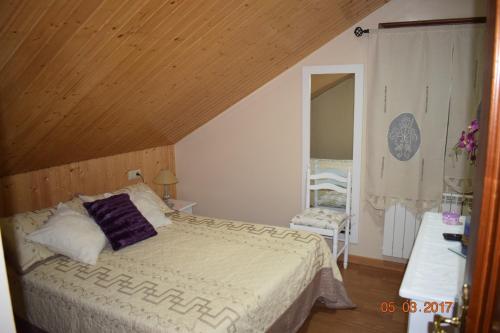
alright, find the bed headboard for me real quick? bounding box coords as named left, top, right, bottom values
left=0, top=146, right=175, bottom=217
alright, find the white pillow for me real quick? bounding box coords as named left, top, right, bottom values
left=78, top=193, right=107, bottom=203
left=79, top=183, right=172, bottom=229
left=128, top=190, right=172, bottom=229
left=27, top=203, right=106, bottom=265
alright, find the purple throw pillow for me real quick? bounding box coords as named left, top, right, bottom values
left=83, top=193, right=157, bottom=250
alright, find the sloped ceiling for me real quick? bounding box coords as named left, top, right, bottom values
left=311, top=73, right=353, bottom=98
left=0, top=0, right=388, bottom=176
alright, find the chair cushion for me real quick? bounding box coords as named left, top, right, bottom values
left=316, top=191, right=347, bottom=208
left=291, top=208, right=348, bottom=230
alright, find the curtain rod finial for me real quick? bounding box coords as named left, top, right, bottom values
left=354, top=26, right=369, bottom=37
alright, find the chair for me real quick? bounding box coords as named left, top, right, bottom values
left=290, top=166, right=351, bottom=269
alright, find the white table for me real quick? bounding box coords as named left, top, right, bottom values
left=169, top=199, right=197, bottom=214
left=399, top=212, right=465, bottom=332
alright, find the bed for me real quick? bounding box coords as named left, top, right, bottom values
left=309, top=158, right=352, bottom=210
left=7, top=210, right=353, bottom=333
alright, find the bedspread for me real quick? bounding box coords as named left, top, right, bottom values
left=10, top=212, right=353, bottom=333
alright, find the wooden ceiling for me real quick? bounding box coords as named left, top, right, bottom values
left=0, top=0, right=388, bottom=176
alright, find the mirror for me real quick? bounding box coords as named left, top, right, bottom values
left=310, top=73, right=354, bottom=160
left=302, top=65, right=363, bottom=244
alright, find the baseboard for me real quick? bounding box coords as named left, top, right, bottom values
left=342, top=255, right=407, bottom=273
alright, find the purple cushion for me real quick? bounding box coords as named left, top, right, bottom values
left=83, top=193, right=157, bottom=250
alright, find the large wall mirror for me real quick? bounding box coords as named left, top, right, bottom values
left=310, top=73, right=354, bottom=160
left=302, top=65, right=364, bottom=243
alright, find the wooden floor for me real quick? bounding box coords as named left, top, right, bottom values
left=298, top=263, right=408, bottom=333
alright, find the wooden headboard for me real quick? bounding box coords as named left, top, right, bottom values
left=0, top=146, right=175, bottom=217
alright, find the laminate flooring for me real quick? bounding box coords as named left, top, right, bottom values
left=298, top=263, right=408, bottom=333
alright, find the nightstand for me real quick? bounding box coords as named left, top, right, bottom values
left=169, top=199, right=197, bottom=214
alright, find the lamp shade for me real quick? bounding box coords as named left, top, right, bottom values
left=153, top=169, right=178, bottom=185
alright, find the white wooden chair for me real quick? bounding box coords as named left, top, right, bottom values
left=290, top=166, right=351, bottom=269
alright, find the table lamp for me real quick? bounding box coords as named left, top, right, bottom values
left=153, top=169, right=178, bottom=208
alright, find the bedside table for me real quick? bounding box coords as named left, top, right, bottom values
left=169, top=199, right=197, bottom=214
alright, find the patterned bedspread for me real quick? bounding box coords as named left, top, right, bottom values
left=10, top=212, right=352, bottom=333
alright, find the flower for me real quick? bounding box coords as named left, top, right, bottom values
left=454, top=119, right=479, bottom=164
left=469, top=119, right=479, bottom=133
left=465, top=133, right=476, bottom=152
left=457, top=131, right=466, bottom=148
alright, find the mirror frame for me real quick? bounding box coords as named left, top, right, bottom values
left=302, top=64, right=364, bottom=244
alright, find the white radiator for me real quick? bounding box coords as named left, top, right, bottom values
left=382, top=203, right=419, bottom=259
left=382, top=193, right=473, bottom=259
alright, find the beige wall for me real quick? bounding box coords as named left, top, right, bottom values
left=176, top=0, right=485, bottom=260
left=311, top=76, right=354, bottom=160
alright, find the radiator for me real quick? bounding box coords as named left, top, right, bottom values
left=382, top=193, right=473, bottom=259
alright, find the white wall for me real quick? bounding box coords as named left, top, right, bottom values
left=176, top=0, right=485, bottom=260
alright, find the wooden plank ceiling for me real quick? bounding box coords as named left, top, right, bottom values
left=0, top=0, right=388, bottom=176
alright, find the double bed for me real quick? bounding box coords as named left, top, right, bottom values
left=8, top=211, right=353, bottom=333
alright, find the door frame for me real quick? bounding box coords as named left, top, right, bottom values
left=302, top=64, right=364, bottom=243
left=466, top=0, right=500, bottom=331
left=0, top=229, right=15, bottom=333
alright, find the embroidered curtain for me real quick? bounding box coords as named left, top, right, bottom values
left=366, top=25, right=484, bottom=212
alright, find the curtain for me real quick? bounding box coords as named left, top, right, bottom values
left=366, top=25, right=485, bottom=212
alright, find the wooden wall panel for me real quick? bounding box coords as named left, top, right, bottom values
left=0, top=0, right=388, bottom=176
left=0, top=145, right=175, bottom=217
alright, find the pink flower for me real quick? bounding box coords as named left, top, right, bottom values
left=457, top=131, right=466, bottom=148
left=455, top=119, right=479, bottom=165
left=465, top=139, right=476, bottom=153
left=468, top=119, right=479, bottom=133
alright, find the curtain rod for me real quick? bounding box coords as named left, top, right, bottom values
left=379, top=17, right=486, bottom=29
left=354, top=17, right=487, bottom=37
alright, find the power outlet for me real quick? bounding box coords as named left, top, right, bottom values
left=127, top=169, right=142, bottom=180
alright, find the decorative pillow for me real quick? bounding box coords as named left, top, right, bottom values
left=117, top=183, right=173, bottom=212
left=78, top=193, right=107, bottom=204
left=125, top=190, right=172, bottom=228
left=79, top=183, right=172, bottom=229
left=27, top=203, right=107, bottom=265
left=83, top=193, right=157, bottom=250
left=0, top=208, right=56, bottom=274
left=291, top=208, right=348, bottom=230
